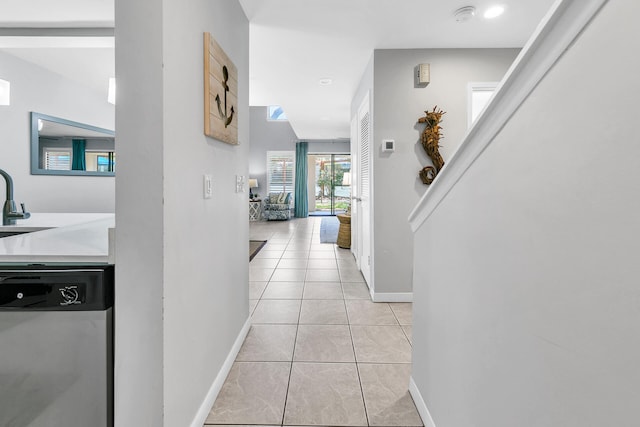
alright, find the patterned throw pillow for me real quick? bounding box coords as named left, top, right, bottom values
left=269, top=193, right=280, bottom=204
left=277, top=192, right=287, bottom=204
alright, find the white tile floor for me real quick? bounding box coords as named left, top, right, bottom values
left=204, top=217, right=421, bottom=427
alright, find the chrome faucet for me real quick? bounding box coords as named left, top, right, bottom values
left=0, top=169, right=31, bottom=225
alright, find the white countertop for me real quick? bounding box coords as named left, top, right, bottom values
left=0, top=213, right=113, bottom=233
left=0, top=213, right=115, bottom=263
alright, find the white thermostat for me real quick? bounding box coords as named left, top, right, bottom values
left=382, top=139, right=395, bottom=153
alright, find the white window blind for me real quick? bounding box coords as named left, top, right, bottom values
left=45, top=150, right=71, bottom=170
left=266, top=151, right=295, bottom=196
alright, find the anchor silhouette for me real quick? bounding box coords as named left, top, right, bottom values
left=215, top=65, right=235, bottom=128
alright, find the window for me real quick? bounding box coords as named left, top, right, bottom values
left=468, top=82, right=498, bottom=127
left=42, top=148, right=115, bottom=172
left=267, top=105, right=288, bottom=121
left=44, top=150, right=71, bottom=170
left=86, top=151, right=116, bottom=172
left=266, top=151, right=295, bottom=196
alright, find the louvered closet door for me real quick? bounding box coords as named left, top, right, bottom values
left=356, top=93, right=372, bottom=287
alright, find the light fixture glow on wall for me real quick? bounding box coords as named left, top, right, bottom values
left=107, top=77, right=116, bottom=105
left=248, top=178, right=259, bottom=199
left=484, top=5, right=505, bottom=19
left=0, top=79, right=10, bottom=106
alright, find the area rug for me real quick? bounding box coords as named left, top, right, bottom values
left=319, top=217, right=339, bottom=244
left=249, top=240, right=267, bottom=261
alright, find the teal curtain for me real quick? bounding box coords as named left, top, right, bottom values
left=72, top=139, right=86, bottom=171
left=294, top=141, right=308, bottom=217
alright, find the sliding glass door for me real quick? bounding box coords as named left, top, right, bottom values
left=308, top=154, right=351, bottom=216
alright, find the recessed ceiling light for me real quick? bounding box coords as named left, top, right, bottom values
left=318, top=78, right=333, bottom=86
left=454, top=6, right=476, bottom=23
left=484, top=5, right=505, bottom=19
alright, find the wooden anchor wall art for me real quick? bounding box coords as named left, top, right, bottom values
left=204, top=32, right=238, bottom=145
left=418, top=106, right=446, bottom=185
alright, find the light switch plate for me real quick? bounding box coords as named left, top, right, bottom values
left=236, top=175, right=245, bottom=193
left=203, top=174, right=213, bottom=199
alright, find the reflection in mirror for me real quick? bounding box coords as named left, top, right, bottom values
left=30, top=112, right=115, bottom=176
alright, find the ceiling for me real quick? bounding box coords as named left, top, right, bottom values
left=39, top=117, right=113, bottom=139
left=0, top=0, right=555, bottom=139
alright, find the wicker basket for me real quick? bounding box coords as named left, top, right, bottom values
left=337, top=214, right=351, bottom=249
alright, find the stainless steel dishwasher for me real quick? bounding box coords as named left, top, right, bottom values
left=0, top=265, right=114, bottom=427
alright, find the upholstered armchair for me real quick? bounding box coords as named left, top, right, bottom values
left=263, top=192, right=292, bottom=220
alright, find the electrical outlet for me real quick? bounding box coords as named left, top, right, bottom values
left=203, top=175, right=213, bottom=199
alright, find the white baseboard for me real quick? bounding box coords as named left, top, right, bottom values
left=409, top=376, right=436, bottom=427
left=189, top=317, right=251, bottom=427
left=371, top=292, right=413, bottom=302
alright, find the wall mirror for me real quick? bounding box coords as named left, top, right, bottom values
left=30, top=112, right=115, bottom=176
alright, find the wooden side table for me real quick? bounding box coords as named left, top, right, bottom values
left=249, top=199, right=262, bottom=221
left=337, top=214, right=351, bottom=249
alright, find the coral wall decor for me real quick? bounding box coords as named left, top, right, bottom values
left=418, top=106, right=446, bottom=185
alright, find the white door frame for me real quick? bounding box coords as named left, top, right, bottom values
left=350, top=115, right=359, bottom=261
left=353, top=91, right=373, bottom=289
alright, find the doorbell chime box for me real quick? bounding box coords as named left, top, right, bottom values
left=417, top=63, right=430, bottom=86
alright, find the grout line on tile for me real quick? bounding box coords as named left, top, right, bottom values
left=400, top=325, right=412, bottom=347
left=389, top=303, right=402, bottom=327
left=342, top=296, right=371, bottom=425
left=280, top=278, right=303, bottom=426
left=347, top=314, right=371, bottom=425
left=280, top=346, right=295, bottom=426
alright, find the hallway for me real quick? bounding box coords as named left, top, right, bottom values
left=204, top=217, right=422, bottom=426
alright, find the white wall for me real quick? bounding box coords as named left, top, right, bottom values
left=162, top=1, right=249, bottom=425
left=115, top=0, right=249, bottom=425
left=114, top=0, right=164, bottom=424
left=351, top=54, right=374, bottom=121
left=0, top=51, right=115, bottom=212
left=371, top=48, right=518, bottom=296
left=411, top=1, right=640, bottom=425
left=249, top=106, right=299, bottom=193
